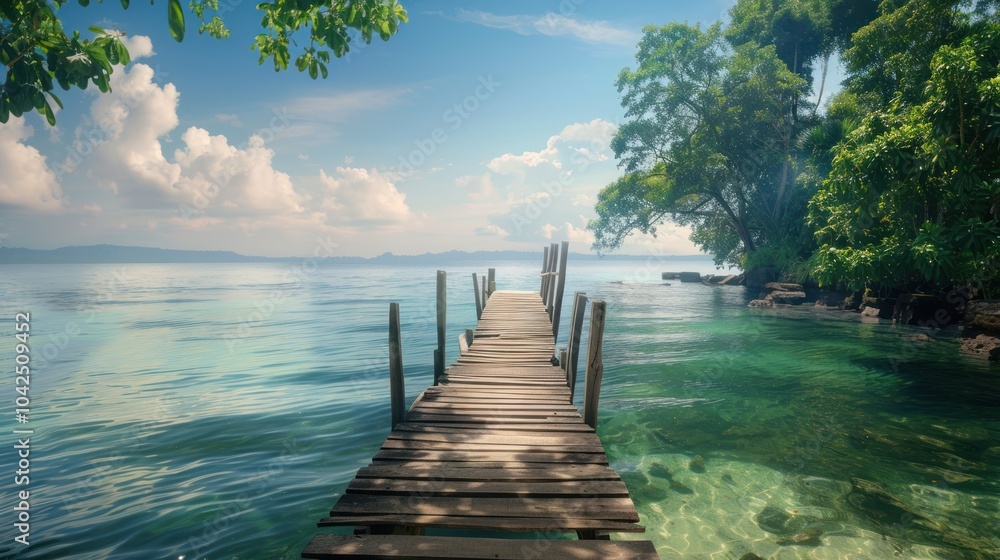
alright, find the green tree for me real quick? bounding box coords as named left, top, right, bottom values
left=808, top=0, right=1000, bottom=292
left=0, top=0, right=407, bottom=125
left=589, top=22, right=813, bottom=269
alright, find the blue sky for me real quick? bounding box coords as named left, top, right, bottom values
left=1, top=0, right=838, bottom=257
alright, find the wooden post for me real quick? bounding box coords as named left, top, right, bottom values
left=545, top=242, right=558, bottom=319
left=465, top=328, right=474, bottom=347
left=559, top=348, right=568, bottom=370
left=434, top=270, right=446, bottom=385
left=540, top=246, right=551, bottom=301
left=472, top=273, right=482, bottom=320
left=552, top=240, right=569, bottom=342
left=481, top=276, right=487, bottom=309
left=458, top=333, right=470, bottom=355
left=388, top=303, right=405, bottom=429
left=566, top=292, right=588, bottom=401
left=582, top=300, right=606, bottom=429
left=487, top=268, right=496, bottom=297
left=488, top=280, right=496, bottom=295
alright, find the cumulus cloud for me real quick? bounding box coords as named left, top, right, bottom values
left=0, top=117, right=64, bottom=211
left=119, top=34, right=155, bottom=60
left=82, top=63, right=182, bottom=200
left=487, top=118, right=616, bottom=176
left=540, top=222, right=594, bottom=244
left=72, top=62, right=308, bottom=217
left=174, top=127, right=304, bottom=214
left=319, top=167, right=413, bottom=225
left=454, top=10, right=638, bottom=47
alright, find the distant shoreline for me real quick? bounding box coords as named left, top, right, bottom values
left=0, top=244, right=715, bottom=265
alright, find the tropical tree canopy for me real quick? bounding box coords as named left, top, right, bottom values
left=0, top=0, right=407, bottom=124
left=808, top=0, right=1000, bottom=291
left=592, top=0, right=999, bottom=295
left=589, top=19, right=815, bottom=269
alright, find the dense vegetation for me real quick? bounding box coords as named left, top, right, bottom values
left=590, top=0, right=1000, bottom=296
left=1, top=0, right=406, bottom=124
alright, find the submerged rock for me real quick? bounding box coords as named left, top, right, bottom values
left=689, top=454, right=706, bottom=472
left=848, top=478, right=930, bottom=526
left=738, top=554, right=766, bottom=560
left=648, top=463, right=673, bottom=481
left=748, top=299, right=774, bottom=308
left=776, top=527, right=823, bottom=546
left=669, top=479, right=694, bottom=494
left=755, top=505, right=792, bottom=534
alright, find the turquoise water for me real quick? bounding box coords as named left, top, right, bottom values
left=0, top=260, right=997, bottom=559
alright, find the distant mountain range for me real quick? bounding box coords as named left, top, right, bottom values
left=0, top=245, right=714, bottom=265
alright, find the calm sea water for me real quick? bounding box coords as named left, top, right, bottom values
left=1, top=260, right=997, bottom=560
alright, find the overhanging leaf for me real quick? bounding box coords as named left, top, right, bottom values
left=168, top=0, right=185, bottom=42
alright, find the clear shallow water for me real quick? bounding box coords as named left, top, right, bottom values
left=0, top=260, right=997, bottom=559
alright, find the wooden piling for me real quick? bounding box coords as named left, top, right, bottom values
left=566, top=291, right=588, bottom=401
left=545, top=243, right=558, bottom=318
left=551, top=240, right=569, bottom=342
left=481, top=276, right=487, bottom=309
left=388, top=303, right=405, bottom=429
left=435, top=270, right=446, bottom=385
left=540, top=246, right=551, bottom=302
left=472, top=273, right=482, bottom=320
left=487, top=268, right=496, bottom=297
left=582, top=300, right=606, bottom=429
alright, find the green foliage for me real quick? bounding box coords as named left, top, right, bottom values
left=1, top=0, right=407, bottom=125
left=809, top=1, right=1000, bottom=291
left=590, top=16, right=816, bottom=271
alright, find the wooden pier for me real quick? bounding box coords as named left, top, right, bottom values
left=302, top=243, right=659, bottom=559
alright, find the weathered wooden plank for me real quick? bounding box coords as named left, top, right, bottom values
left=329, top=495, right=639, bottom=521
left=372, top=449, right=609, bottom=464
left=391, top=422, right=593, bottom=433
left=410, top=402, right=580, bottom=412
left=346, top=478, right=630, bottom=498
left=303, top=534, right=659, bottom=559
left=378, top=439, right=606, bottom=454
left=386, top=430, right=601, bottom=446
left=354, top=464, right=621, bottom=481
left=317, top=515, right=645, bottom=533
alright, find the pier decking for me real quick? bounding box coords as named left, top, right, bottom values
left=302, top=253, right=658, bottom=558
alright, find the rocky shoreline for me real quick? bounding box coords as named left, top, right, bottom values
left=744, top=282, right=1000, bottom=361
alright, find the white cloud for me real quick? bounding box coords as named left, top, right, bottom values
left=488, top=136, right=561, bottom=174
left=0, top=117, right=64, bottom=211
left=474, top=224, right=509, bottom=237
left=454, top=10, right=638, bottom=47
left=474, top=119, right=621, bottom=245
left=173, top=127, right=305, bottom=214
left=73, top=62, right=308, bottom=217
left=487, top=118, right=616, bottom=176
left=119, top=34, right=155, bottom=60
left=82, top=63, right=182, bottom=200
left=319, top=167, right=413, bottom=225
